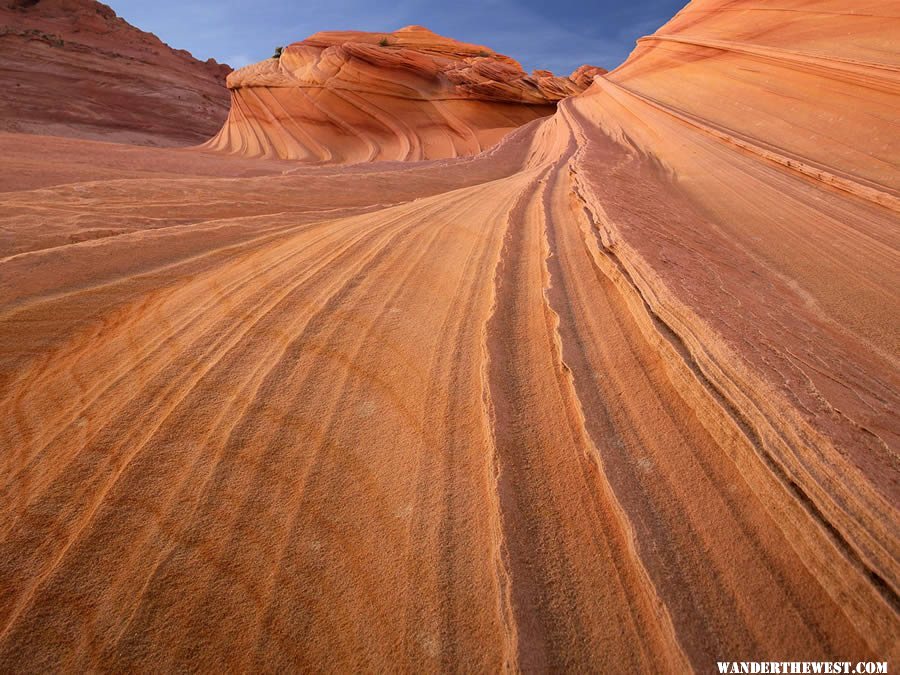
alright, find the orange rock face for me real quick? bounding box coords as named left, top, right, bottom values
left=0, top=0, right=231, bottom=145
left=0, top=0, right=897, bottom=672
left=202, top=25, right=604, bottom=162
left=559, top=0, right=900, bottom=662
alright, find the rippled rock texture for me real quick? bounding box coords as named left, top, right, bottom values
left=0, top=0, right=897, bottom=671
left=202, top=25, right=605, bottom=162
left=0, top=0, right=231, bottom=145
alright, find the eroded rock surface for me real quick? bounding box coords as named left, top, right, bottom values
left=0, top=0, right=231, bottom=145
left=0, top=1, right=897, bottom=671
left=203, top=25, right=605, bottom=162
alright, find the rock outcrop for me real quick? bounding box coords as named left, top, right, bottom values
left=202, top=25, right=605, bottom=162
left=603, top=0, right=899, bottom=197
left=557, top=0, right=900, bottom=662
left=0, top=0, right=231, bottom=145
left=0, top=1, right=897, bottom=671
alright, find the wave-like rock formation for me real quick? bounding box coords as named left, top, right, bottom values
left=202, top=25, right=605, bottom=162
left=0, top=0, right=231, bottom=145
left=0, top=0, right=897, bottom=671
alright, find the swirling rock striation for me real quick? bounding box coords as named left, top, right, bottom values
left=202, top=25, right=605, bottom=162
left=0, top=0, right=897, bottom=671
left=565, top=0, right=900, bottom=662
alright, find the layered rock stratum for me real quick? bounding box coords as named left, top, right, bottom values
left=202, top=25, right=606, bottom=162
left=0, top=0, right=231, bottom=144
left=0, top=0, right=898, bottom=671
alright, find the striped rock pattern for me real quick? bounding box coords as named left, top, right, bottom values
left=201, top=25, right=604, bottom=162
left=0, top=0, right=897, bottom=671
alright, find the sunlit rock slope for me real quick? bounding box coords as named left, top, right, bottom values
left=0, top=0, right=897, bottom=671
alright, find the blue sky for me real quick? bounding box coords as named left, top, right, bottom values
left=104, top=0, right=687, bottom=74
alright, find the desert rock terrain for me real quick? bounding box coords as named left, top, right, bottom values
left=0, top=0, right=230, bottom=144
left=203, top=25, right=605, bottom=162
left=0, top=0, right=897, bottom=671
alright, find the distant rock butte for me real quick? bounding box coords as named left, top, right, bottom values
left=0, top=0, right=231, bottom=145
left=202, top=26, right=605, bottom=162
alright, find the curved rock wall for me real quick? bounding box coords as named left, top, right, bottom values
left=202, top=26, right=604, bottom=162
left=0, top=1, right=896, bottom=671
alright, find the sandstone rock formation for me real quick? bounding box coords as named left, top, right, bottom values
left=0, top=0, right=897, bottom=671
left=202, top=25, right=605, bottom=162
left=558, top=0, right=900, bottom=663
left=0, top=0, right=231, bottom=145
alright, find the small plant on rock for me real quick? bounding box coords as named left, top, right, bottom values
left=272, top=46, right=283, bottom=59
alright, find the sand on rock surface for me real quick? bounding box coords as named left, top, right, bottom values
left=0, top=0, right=897, bottom=671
